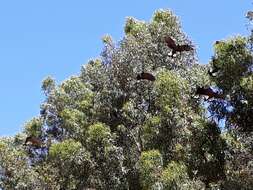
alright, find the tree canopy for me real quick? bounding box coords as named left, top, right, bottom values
left=1, top=9, right=253, bottom=190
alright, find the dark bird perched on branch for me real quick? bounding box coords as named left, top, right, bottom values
left=208, top=65, right=220, bottom=77
left=215, top=41, right=221, bottom=45
left=164, top=36, right=194, bottom=56
left=246, top=11, right=253, bottom=21
left=23, top=136, right=42, bottom=147
left=208, top=57, right=220, bottom=77
left=196, top=87, right=224, bottom=100
left=136, top=72, right=155, bottom=81
left=215, top=40, right=226, bottom=45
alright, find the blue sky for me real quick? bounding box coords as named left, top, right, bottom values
left=0, top=1, right=251, bottom=136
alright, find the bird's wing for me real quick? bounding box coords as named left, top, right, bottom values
left=174, top=43, right=193, bottom=51
left=164, top=36, right=177, bottom=49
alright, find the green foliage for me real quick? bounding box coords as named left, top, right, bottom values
left=139, top=150, right=163, bottom=189
left=212, top=37, right=252, bottom=93
left=49, top=139, right=82, bottom=160
left=125, top=17, right=146, bottom=36
left=208, top=35, right=253, bottom=132
left=187, top=120, right=226, bottom=187
left=49, top=140, right=93, bottom=189
left=42, top=76, right=55, bottom=95
left=155, top=70, right=189, bottom=114
left=0, top=139, right=42, bottom=190
left=162, top=161, right=204, bottom=190
left=86, top=123, right=112, bottom=145
left=161, top=161, right=188, bottom=189
left=240, top=74, right=253, bottom=95
left=2, top=8, right=253, bottom=190
left=24, top=117, right=43, bottom=137
left=152, top=9, right=180, bottom=32
left=60, top=108, right=86, bottom=135
left=142, top=116, right=161, bottom=149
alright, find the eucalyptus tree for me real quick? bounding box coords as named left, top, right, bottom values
left=0, top=9, right=233, bottom=190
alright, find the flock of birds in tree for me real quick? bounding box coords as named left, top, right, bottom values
left=136, top=36, right=224, bottom=99
left=24, top=36, right=224, bottom=147
left=136, top=36, right=193, bottom=81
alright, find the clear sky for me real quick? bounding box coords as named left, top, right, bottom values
left=0, top=1, right=251, bottom=136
